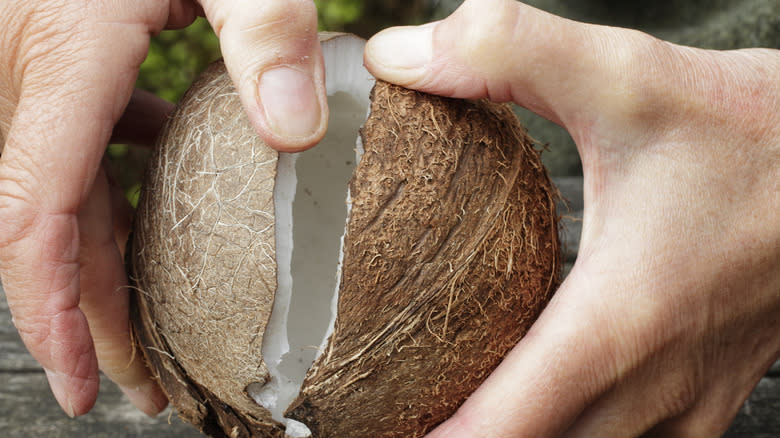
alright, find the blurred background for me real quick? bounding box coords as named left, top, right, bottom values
left=109, top=0, right=780, bottom=204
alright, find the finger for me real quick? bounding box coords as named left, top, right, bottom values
left=200, top=0, right=328, bottom=152
left=642, top=373, right=761, bottom=438
left=563, top=326, right=761, bottom=438
left=646, top=410, right=737, bottom=438
left=77, top=166, right=167, bottom=416
left=110, top=89, right=175, bottom=146
left=165, top=0, right=202, bottom=30
left=425, top=259, right=671, bottom=438
left=364, top=0, right=655, bottom=128
left=0, top=19, right=151, bottom=417
left=103, top=160, right=134, bottom=258
left=561, top=349, right=697, bottom=438
left=424, top=275, right=604, bottom=437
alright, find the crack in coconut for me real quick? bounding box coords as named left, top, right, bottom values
left=247, top=35, right=373, bottom=437
left=129, top=32, right=561, bottom=438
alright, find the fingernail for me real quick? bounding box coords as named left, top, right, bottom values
left=366, top=24, right=434, bottom=74
left=258, top=67, right=323, bottom=139
left=44, top=368, right=76, bottom=418
left=121, top=381, right=168, bottom=417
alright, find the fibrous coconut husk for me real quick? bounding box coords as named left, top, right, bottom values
left=129, top=37, right=560, bottom=438
left=287, top=77, right=561, bottom=438
left=129, top=59, right=285, bottom=436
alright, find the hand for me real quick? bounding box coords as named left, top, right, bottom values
left=365, top=0, right=780, bottom=436
left=0, top=0, right=327, bottom=418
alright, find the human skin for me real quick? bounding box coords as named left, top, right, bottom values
left=364, top=0, right=780, bottom=436
left=0, top=0, right=328, bottom=418
left=1, top=0, right=777, bottom=434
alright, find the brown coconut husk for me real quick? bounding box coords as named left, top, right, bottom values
left=287, top=80, right=561, bottom=437
left=129, top=48, right=560, bottom=438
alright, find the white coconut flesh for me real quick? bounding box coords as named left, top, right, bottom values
left=246, top=35, right=374, bottom=437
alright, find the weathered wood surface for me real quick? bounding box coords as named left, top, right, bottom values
left=0, top=177, right=777, bottom=437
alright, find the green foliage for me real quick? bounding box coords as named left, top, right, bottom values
left=135, top=1, right=424, bottom=102
left=315, top=0, right=365, bottom=30
left=136, top=17, right=221, bottom=103
left=114, top=18, right=221, bottom=206
left=133, top=3, right=369, bottom=101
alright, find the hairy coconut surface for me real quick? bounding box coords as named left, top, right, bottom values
left=129, top=58, right=286, bottom=436
left=129, top=34, right=560, bottom=438
left=287, top=79, right=561, bottom=438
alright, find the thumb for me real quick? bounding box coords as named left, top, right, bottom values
left=364, top=0, right=635, bottom=128
left=200, top=0, right=328, bottom=152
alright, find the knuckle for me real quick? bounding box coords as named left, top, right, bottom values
left=261, top=0, right=317, bottom=24
left=0, top=166, right=82, bottom=306
left=611, top=34, right=678, bottom=109
left=17, top=304, right=94, bottom=377
left=14, top=314, right=53, bottom=352
left=214, top=0, right=321, bottom=84
left=429, top=0, right=519, bottom=100
left=207, top=0, right=317, bottom=39
left=0, top=168, right=42, bottom=256
left=13, top=298, right=76, bottom=355
left=571, top=26, right=678, bottom=130
left=237, top=0, right=316, bottom=44
left=0, top=2, right=87, bottom=95
left=661, top=374, right=699, bottom=420
left=454, top=0, right=514, bottom=62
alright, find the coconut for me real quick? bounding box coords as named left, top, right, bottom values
left=128, top=33, right=561, bottom=438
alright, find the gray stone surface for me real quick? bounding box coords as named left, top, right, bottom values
left=771, top=359, right=780, bottom=376
left=0, top=372, right=201, bottom=438
left=726, top=378, right=780, bottom=438
left=0, top=286, right=202, bottom=437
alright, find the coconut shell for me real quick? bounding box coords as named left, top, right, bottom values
left=129, top=61, right=561, bottom=437
left=129, top=61, right=285, bottom=437
left=287, top=78, right=561, bottom=437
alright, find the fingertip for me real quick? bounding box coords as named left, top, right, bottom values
left=202, top=0, right=328, bottom=152
left=44, top=366, right=99, bottom=417
left=250, top=66, right=329, bottom=152
left=120, top=381, right=169, bottom=417
left=364, top=23, right=435, bottom=87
